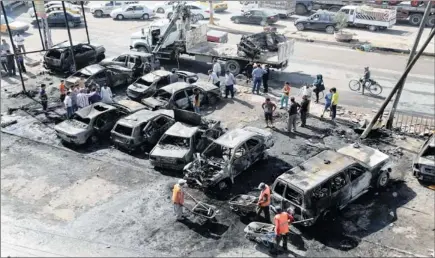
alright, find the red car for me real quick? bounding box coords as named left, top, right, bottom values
left=207, top=30, right=228, bottom=43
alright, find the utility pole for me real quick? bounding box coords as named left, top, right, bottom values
left=360, top=28, right=435, bottom=139
left=209, top=1, right=215, bottom=25
left=62, top=1, right=77, bottom=73
left=386, top=1, right=433, bottom=129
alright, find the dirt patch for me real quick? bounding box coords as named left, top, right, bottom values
left=1, top=176, right=55, bottom=202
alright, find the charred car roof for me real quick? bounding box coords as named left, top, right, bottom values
left=165, top=122, right=199, bottom=138
left=75, top=102, right=116, bottom=119
left=49, top=41, right=101, bottom=52
left=117, top=109, right=174, bottom=127
left=193, top=81, right=220, bottom=92
left=116, top=99, right=146, bottom=113
left=161, top=82, right=191, bottom=93
left=337, top=144, right=389, bottom=169
left=278, top=150, right=356, bottom=192
left=214, top=128, right=259, bottom=149
left=141, top=70, right=172, bottom=82
left=77, top=64, right=106, bottom=76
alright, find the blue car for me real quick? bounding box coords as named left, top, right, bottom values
left=32, top=10, right=81, bottom=28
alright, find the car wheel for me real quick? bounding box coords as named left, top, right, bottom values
left=368, top=25, right=378, bottom=31
left=426, top=15, right=435, bottom=27
left=95, top=10, right=103, bottom=17
left=296, top=23, right=305, bottom=31
left=197, top=14, right=204, bottom=20
left=116, top=14, right=124, bottom=20
left=225, top=60, right=241, bottom=75
left=156, top=7, right=165, bottom=14
left=68, top=21, right=75, bottom=28
left=260, top=20, right=268, bottom=26
left=295, top=3, right=308, bottom=15
left=409, top=13, right=423, bottom=26
left=142, top=13, right=150, bottom=20
left=376, top=171, right=389, bottom=188
left=234, top=18, right=240, bottom=24
left=326, top=25, right=335, bottom=34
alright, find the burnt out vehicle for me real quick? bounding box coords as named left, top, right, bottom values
left=65, top=64, right=133, bottom=89
left=413, top=135, right=435, bottom=182
left=126, top=70, right=198, bottom=100
left=149, top=117, right=223, bottom=171
left=141, top=81, right=221, bottom=111
left=99, top=51, right=160, bottom=70
left=54, top=101, right=145, bottom=146
left=184, top=127, right=274, bottom=191
left=44, top=41, right=106, bottom=73
left=270, top=143, right=392, bottom=226
left=110, top=109, right=175, bottom=151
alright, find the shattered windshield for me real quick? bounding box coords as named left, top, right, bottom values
left=135, top=78, right=153, bottom=87
left=155, top=90, right=172, bottom=101
left=160, top=135, right=190, bottom=149
left=203, top=143, right=231, bottom=161
left=71, top=114, right=90, bottom=126
left=422, top=146, right=435, bottom=160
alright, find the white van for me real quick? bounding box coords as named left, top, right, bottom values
left=89, top=1, right=138, bottom=17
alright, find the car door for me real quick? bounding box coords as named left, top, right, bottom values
left=310, top=181, right=331, bottom=218
left=81, top=44, right=97, bottom=66
left=133, top=6, right=144, bottom=18
left=154, top=115, right=174, bottom=136
left=245, top=137, right=263, bottom=164
left=92, top=70, right=108, bottom=87
left=46, top=12, right=57, bottom=26
left=309, top=13, right=321, bottom=30
left=172, top=90, right=189, bottom=109
left=231, top=143, right=251, bottom=177
left=270, top=179, right=288, bottom=211
left=124, top=6, right=135, bottom=19
left=127, top=55, right=137, bottom=69
left=113, top=55, right=129, bottom=67
left=347, top=164, right=372, bottom=200
left=94, top=111, right=114, bottom=134
left=329, top=170, right=352, bottom=210
left=241, top=11, right=253, bottom=23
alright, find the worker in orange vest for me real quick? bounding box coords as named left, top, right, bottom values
left=257, top=182, right=271, bottom=222
left=172, top=179, right=186, bottom=221
left=272, top=206, right=294, bottom=253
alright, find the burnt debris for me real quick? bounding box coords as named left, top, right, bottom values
left=237, top=32, right=287, bottom=59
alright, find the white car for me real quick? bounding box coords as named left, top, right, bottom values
left=110, top=4, right=154, bottom=20
left=89, top=1, right=138, bottom=17
left=153, top=1, right=179, bottom=14
left=166, top=3, right=210, bottom=20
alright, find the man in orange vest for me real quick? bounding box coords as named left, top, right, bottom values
left=256, top=182, right=271, bottom=222
left=272, top=206, right=294, bottom=253
left=59, top=80, right=66, bottom=102
left=172, top=179, right=186, bottom=221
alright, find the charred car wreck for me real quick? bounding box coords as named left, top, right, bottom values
left=413, top=135, right=435, bottom=182
left=183, top=127, right=274, bottom=191
left=238, top=31, right=287, bottom=59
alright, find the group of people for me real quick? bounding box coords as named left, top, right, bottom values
left=245, top=62, right=270, bottom=94
left=1, top=37, right=26, bottom=77
left=208, top=59, right=237, bottom=99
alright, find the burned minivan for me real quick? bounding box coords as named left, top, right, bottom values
left=413, top=135, right=435, bottom=182
left=110, top=109, right=175, bottom=151
left=270, top=143, right=391, bottom=226
left=184, top=127, right=274, bottom=191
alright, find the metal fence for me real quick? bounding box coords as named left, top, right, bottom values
left=392, top=111, right=435, bottom=135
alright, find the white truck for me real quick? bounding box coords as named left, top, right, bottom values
left=241, top=0, right=297, bottom=18
left=339, top=5, right=397, bottom=31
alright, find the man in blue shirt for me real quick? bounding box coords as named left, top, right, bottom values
left=321, top=89, right=333, bottom=118
left=251, top=64, right=264, bottom=95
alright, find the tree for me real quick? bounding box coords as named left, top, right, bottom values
left=334, top=11, right=348, bottom=34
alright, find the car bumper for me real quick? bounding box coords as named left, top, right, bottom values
left=413, top=169, right=435, bottom=182
left=150, top=160, right=186, bottom=170
left=57, top=133, right=86, bottom=145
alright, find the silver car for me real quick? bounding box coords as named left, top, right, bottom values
left=110, top=4, right=154, bottom=20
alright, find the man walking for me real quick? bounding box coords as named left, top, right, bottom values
left=64, top=91, right=73, bottom=119
left=59, top=80, right=66, bottom=102
left=6, top=50, right=15, bottom=76
left=100, top=84, right=114, bottom=104
left=321, top=89, right=333, bottom=118
left=172, top=179, right=187, bottom=221
left=331, top=87, right=339, bottom=122
left=288, top=97, right=300, bottom=133
left=257, top=183, right=271, bottom=222
left=262, top=64, right=270, bottom=93
left=13, top=33, right=25, bottom=55
left=244, top=61, right=254, bottom=84
left=251, top=64, right=264, bottom=94
left=271, top=206, right=294, bottom=254
left=280, top=82, right=291, bottom=109
left=313, top=74, right=324, bottom=103
left=208, top=69, right=220, bottom=88
left=16, top=50, right=26, bottom=73
left=40, top=84, right=48, bottom=112
left=212, top=59, right=221, bottom=77
left=262, top=97, right=276, bottom=128
left=77, top=88, right=91, bottom=109
left=224, top=70, right=235, bottom=98
left=300, top=84, right=312, bottom=112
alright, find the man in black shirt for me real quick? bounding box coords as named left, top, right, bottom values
left=262, top=64, right=270, bottom=93
left=300, top=95, right=309, bottom=127
left=288, top=97, right=300, bottom=133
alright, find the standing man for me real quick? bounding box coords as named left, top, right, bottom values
left=244, top=61, right=254, bottom=84
left=262, top=97, right=277, bottom=128
left=78, top=75, right=86, bottom=89
left=40, top=84, right=48, bottom=112
left=272, top=206, right=294, bottom=254
left=6, top=50, right=15, bottom=76
left=64, top=91, right=73, bottom=119
left=300, top=84, right=313, bottom=112
left=1, top=39, right=10, bottom=52
left=1, top=50, right=8, bottom=74
left=212, top=59, right=221, bottom=78
left=208, top=69, right=220, bottom=88
left=13, top=33, right=25, bottom=55
left=321, top=89, right=333, bottom=118
left=257, top=183, right=271, bottom=222
left=59, top=80, right=66, bottom=102
left=172, top=179, right=186, bottom=221
left=88, top=87, right=102, bottom=104
left=193, top=89, right=201, bottom=114
left=262, top=64, right=270, bottom=93
left=280, top=82, right=291, bottom=109
left=16, top=50, right=26, bottom=73
left=287, top=97, right=300, bottom=133
left=70, top=86, right=79, bottom=112
left=313, top=74, right=324, bottom=103
left=251, top=64, right=264, bottom=94
left=169, top=68, right=179, bottom=83
left=76, top=89, right=91, bottom=109
left=224, top=70, right=235, bottom=99
left=331, top=87, right=339, bottom=122
left=300, top=95, right=309, bottom=127
left=100, top=84, right=114, bottom=104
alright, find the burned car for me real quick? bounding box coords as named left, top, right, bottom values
left=55, top=101, right=145, bottom=146
left=110, top=109, right=175, bottom=151
left=99, top=51, right=160, bottom=71
left=44, top=41, right=106, bottom=73
left=413, top=135, right=435, bottom=182
left=126, top=70, right=198, bottom=100
left=141, top=81, right=221, bottom=111
left=270, top=143, right=391, bottom=226
left=184, top=127, right=274, bottom=191
left=149, top=118, right=223, bottom=170
left=65, top=64, right=133, bottom=89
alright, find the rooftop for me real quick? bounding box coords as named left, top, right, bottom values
left=75, top=102, right=116, bottom=119
left=142, top=70, right=172, bottom=82
left=337, top=144, right=390, bottom=169
left=161, top=82, right=191, bottom=93
left=214, top=128, right=257, bottom=149
left=165, top=122, right=199, bottom=138
left=117, top=110, right=161, bottom=127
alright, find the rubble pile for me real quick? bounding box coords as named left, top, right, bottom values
left=237, top=32, right=287, bottom=59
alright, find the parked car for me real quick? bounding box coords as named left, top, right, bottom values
left=413, top=135, right=435, bottom=182
left=55, top=101, right=145, bottom=146
left=44, top=41, right=106, bottom=73
left=28, top=3, right=81, bottom=17
left=0, top=15, right=29, bottom=34
left=231, top=9, right=279, bottom=26
left=32, top=10, right=82, bottom=28
left=110, top=4, right=154, bottom=20
left=126, top=70, right=198, bottom=101
left=149, top=119, right=223, bottom=170
left=141, top=81, right=221, bottom=111
left=184, top=126, right=274, bottom=191
left=90, top=1, right=138, bottom=17
left=65, top=64, right=133, bottom=89
left=166, top=3, right=210, bottom=20
left=270, top=143, right=391, bottom=226
left=99, top=51, right=160, bottom=70
left=294, top=10, right=337, bottom=34
left=196, top=0, right=228, bottom=12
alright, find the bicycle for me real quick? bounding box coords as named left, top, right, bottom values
left=348, top=78, right=383, bottom=96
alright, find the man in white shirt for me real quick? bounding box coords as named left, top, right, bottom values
left=76, top=89, right=92, bottom=109
left=224, top=70, right=235, bottom=99
left=212, top=59, right=221, bottom=77
left=13, top=33, right=25, bottom=55
left=208, top=70, right=220, bottom=87
left=64, top=91, right=73, bottom=119
left=100, top=84, right=113, bottom=104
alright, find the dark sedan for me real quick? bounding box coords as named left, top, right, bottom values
left=32, top=10, right=81, bottom=28
left=231, top=9, right=278, bottom=26
left=294, top=11, right=337, bottom=34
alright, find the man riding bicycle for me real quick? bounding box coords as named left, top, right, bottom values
left=363, top=67, right=371, bottom=86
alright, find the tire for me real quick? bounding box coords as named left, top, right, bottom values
left=328, top=6, right=341, bottom=12
left=225, top=60, right=241, bottom=75
left=368, top=82, right=383, bottom=96
left=116, top=14, right=124, bottom=20
left=376, top=171, right=389, bottom=188
left=95, top=10, right=103, bottom=17
left=68, top=21, right=75, bottom=28
left=295, top=3, right=308, bottom=15
left=234, top=18, right=240, bottom=24
left=197, top=14, right=204, bottom=20
left=368, top=25, right=377, bottom=31
left=167, top=12, right=173, bottom=19
left=326, top=25, right=335, bottom=34
left=260, top=20, right=268, bottom=26
left=86, top=135, right=98, bottom=145
left=426, top=15, right=435, bottom=27
left=348, top=79, right=361, bottom=91
left=296, top=23, right=305, bottom=31
left=142, top=13, right=150, bottom=20
left=156, top=7, right=165, bottom=14
left=409, top=13, right=423, bottom=26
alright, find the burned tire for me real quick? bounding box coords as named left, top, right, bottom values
left=409, top=13, right=423, bottom=26
left=216, top=179, right=232, bottom=191
left=225, top=60, right=241, bottom=75
left=197, top=14, right=204, bottom=20
left=167, top=12, right=173, bottom=19
left=426, top=15, right=435, bottom=27
left=296, top=23, right=305, bottom=31
left=376, top=171, right=389, bottom=188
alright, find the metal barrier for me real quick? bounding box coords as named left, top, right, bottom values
left=392, top=111, right=435, bottom=135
